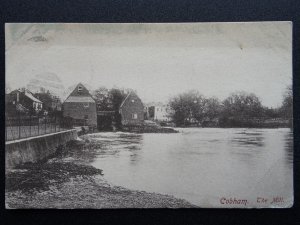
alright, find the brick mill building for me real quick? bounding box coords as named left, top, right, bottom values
left=119, top=91, right=144, bottom=126
left=62, top=83, right=97, bottom=127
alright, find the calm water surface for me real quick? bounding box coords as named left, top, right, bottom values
left=89, top=128, right=293, bottom=207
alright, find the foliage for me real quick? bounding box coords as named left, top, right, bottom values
left=221, top=91, right=264, bottom=119
left=92, top=87, right=111, bottom=111
left=169, top=90, right=217, bottom=126
left=280, top=85, right=293, bottom=119
left=92, top=87, right=130, bottom=129
left=169, top=91, right=270, bottom=127
left=92, top=87, right=129, bottom=111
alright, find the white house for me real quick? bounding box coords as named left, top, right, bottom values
left=147, top=103, right=173, bottom=122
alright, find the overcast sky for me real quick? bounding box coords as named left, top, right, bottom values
left=5, top=22, right=292, bottom=107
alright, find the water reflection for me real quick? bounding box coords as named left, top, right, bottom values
left=87, top=128, right=293, bottom=207
left=90, top=132, right=144, bottom=165
left=232, top=130, right=265, bottom=147
left=284, top=131, right=293, bottom=169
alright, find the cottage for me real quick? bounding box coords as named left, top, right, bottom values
left=6, top=89, right=43, bottom=115
left=63, top=83, right=97, bottom=127
left=119, top=92, right=144, bottom=126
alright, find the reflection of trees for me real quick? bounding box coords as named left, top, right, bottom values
left=283, top=132, right=293, bottom=167
left=231, top=132, right=265, bottom=147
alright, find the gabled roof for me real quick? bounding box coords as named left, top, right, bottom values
left=120, top=92, right=132, bottom=108
left=24, top=91, right=42, bottom=103
left=8, top=89, right=42, bottom=103
left=69, top=83, right=92, bottom=97
left=120, top=91, right=143, bottom=108
left=64, top=83, right=95, bottom=103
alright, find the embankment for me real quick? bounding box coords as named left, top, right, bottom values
left=5, top=129, right=78, bottom=169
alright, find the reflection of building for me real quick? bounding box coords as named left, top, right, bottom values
left=63, top=83, right=97, bottom=127
left=119, top=92, right=144, bottom=126
left=147, top=103, right=173, bottom=122
left=6, top=89, right=43, bottom=115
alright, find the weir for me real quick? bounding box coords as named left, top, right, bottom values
left=5, top=129, right=78, bottom=169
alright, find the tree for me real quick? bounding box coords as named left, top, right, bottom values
left=203, top=97, right=222, bottom=120
left=92, top=87, right=111, bottom=110
left=34, top=91, right=62, bottom=116
left=279, top=85, right=293, bottom=128
left=220, top=91, right=264, bottom=127
left=169, top=90, right=207, bottom=126
left=93, top=87, right=129, bottom=129
left=280, top=85, right=293, bottom=119
left=222, top=91, right=264, bottom=119
left=109, top=88, right=128, bottom=129
left=109, top=88, right=127, bottom=111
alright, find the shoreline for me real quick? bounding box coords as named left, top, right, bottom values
left=6, top=177, right=196, bottom=209
left=5, top=160, right=196, bottom=209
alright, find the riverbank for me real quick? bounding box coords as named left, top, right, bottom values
left=5, top=151, right=195, bottom=208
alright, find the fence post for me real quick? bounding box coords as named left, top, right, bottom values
left=18, top=112, right=21, bottom=139
left=55, top=112, right=57, bottom=132
left=30, top=113, right=32, bottom=137
left=38, top=115, right=40, bottom=135
left=45, top=115, right=47, bottom=134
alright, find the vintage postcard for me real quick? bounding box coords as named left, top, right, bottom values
left=5, top=22, right=293, bottom=208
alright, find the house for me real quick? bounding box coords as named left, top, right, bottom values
left=6, top=89, right=43, bottom=116
left=34, top=92, right=62, bottom=112
left=119, top=92, right=144, bottom=126
left=148, top=103, right=173, bottom=122
left=62, top=83, right=97, bottom=127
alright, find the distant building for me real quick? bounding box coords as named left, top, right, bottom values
left=119, top=92, right=144, bottom=126
left=148, top=103, right=173, bottom=122
left=6, top=89, right=43, bottom=115
left=34, top=92, right=62, bottom=112
left=62, top=83, right=97, bottom=127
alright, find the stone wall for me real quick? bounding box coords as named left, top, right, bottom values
left=5, top=129, right=78, bottom=169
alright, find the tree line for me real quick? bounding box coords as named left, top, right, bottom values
left=168, top=86, right=292, bottom=128
left=21, top=84, right=292, bottom=129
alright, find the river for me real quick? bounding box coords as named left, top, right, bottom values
left=6, top=128, right=293, bottom=208
left=88, top=128, right=293, bottom=208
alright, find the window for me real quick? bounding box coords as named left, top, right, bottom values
left=84, top=102, right=89, bottom=108
left=132, top=113, right=138, bottom=119
left=131, top=99, right=135, bottom=103
left=78, top=86, right=83, bottom=92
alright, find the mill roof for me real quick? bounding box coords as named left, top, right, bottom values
left=64, top=83, right=95, bottom=103
left=120, top=91, right=143, bottom=108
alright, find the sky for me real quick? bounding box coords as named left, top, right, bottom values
left=5, top=22, right=292, bottom=107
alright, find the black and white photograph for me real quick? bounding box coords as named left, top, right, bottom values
left=5, top=22, right=293, bottom=208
